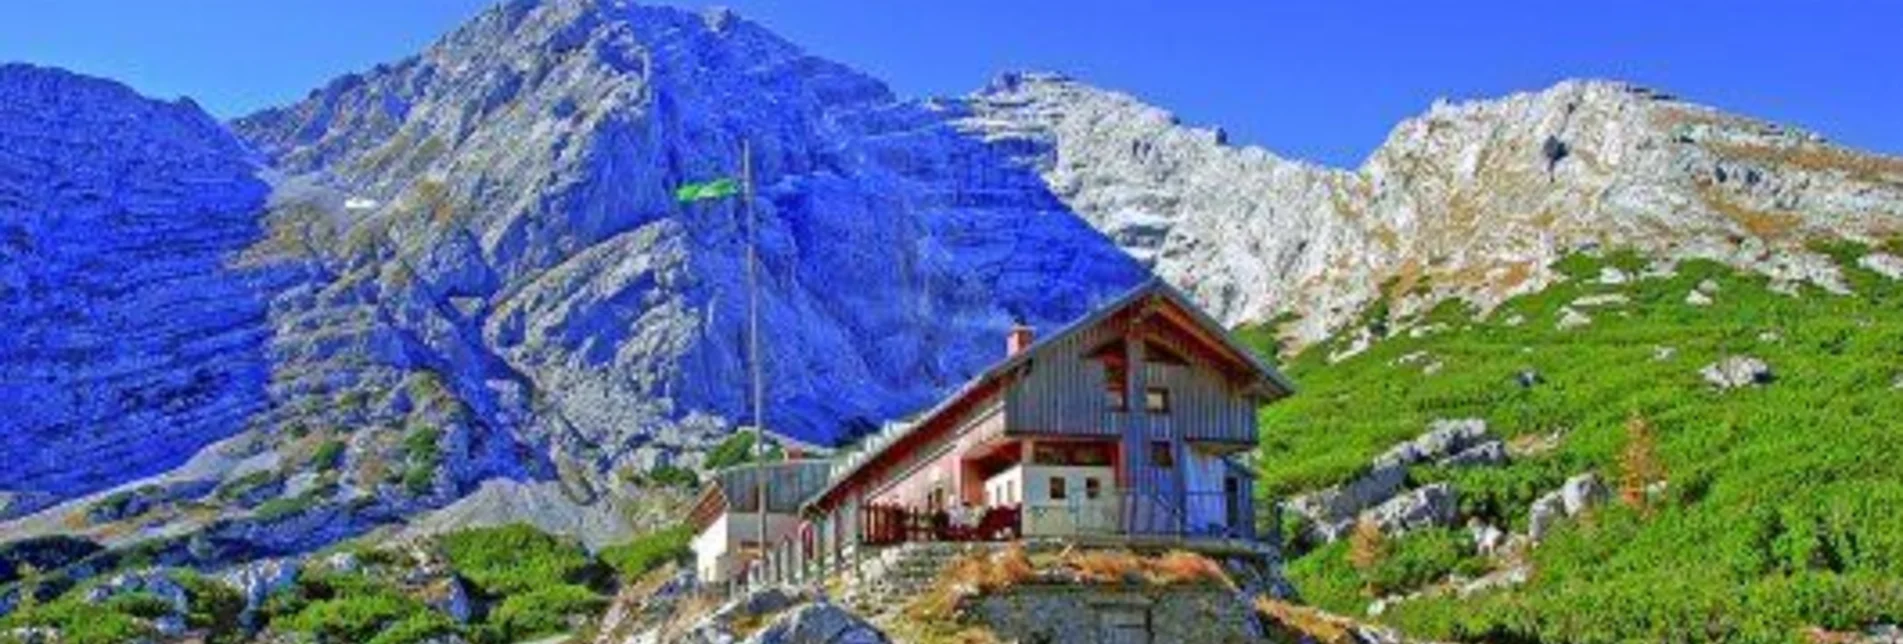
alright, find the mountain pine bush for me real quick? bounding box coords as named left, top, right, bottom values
left=1253, top=247, right=1903, bottom=641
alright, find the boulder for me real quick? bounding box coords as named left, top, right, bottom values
left=1598, top=267, right=1630, bottom=285
left=742, top=601, right=887, bottom=644
left=1684, top=289, right=1713, bottom=307
left=1559, top=473, right=1609, bottom=515
left=1469, top=520, right=1507, bottom=556
left=1514, top=369, right=1542, bottom=389
left=1571, top=293, right=1628, bottom=307
left=1530, top=473, right=1608, bottom=541
left=153, top=614, right=187, bottom=638
left=1557, top=306, right=1592, bottom=330
left=681, top=586, right=820, bottom=643
left=1364, top=483, right=1457, bottom=535
left=1701, top=356, right=1773, bottom=389
left=220, top=558, right=301, bottom=626
left=324, top=551, right=360, bottom=573
left=1859, top=253, right=1903, bottom=280
left=1528, top=493, right=1565, bottom=541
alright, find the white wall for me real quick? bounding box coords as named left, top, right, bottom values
left=692, top=511, right=805, bottom=585
left=985, top=465, right=1024, bottom=507
left=692, top=513, right=730, bottom=583
left=996, top=464, right=1120, bottom=536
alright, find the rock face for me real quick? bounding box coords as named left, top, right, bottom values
left=0, top=63, right=275, bottom=514
left=959, top=73, right=1903, bottom=344
left=742, top=601, right=886, bottom=644
left=227, top=0, right=1147, bottom=482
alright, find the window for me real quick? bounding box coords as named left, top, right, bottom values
left=1145, top=387, right=1171, bottom=414
left=1150, top=441, right=1175, bottom=469
left=1049, top=476, right=1068, bottom=500
left=1085, top=477, right=1102, bottom=500
left=1105, top=361, right=1129, bottom=411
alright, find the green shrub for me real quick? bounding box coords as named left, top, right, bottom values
left=704, top=432, right=756, bottom=470
left=703, top=432, right=782, bottom=470
left=366, top=610, right=462, bottom=644
left=278, top=592, right=425, bottom=643
left=0, top=596, right=154, bottom=644
left=599, top=525, right=693, bottom=579
left=214, top=469, right=284, bottom=504
left=176, top=570, right=247, bottom=644
left=637, top=464, right=700, bottom=488
left=441, top=524, right=598, bottom=596
left=310, top=439, right=347, bottom=471
left=253, top=493, right=322, bottom=521
left=486, top=583, right=606, bottom=642
left=100, top=591, right=174, bottom=619
left=399, top=427, right=444, bottom=496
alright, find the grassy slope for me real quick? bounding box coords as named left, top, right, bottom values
left=1250, top=248, right=1903, bottom=642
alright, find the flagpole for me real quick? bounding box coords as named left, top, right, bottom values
left=743, top=138, right=769, bottom=583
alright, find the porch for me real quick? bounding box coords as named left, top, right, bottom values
left=856, top=490, right=1256, bottom=546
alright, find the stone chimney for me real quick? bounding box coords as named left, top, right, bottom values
left=1007, top=323, right=1035, bottom=356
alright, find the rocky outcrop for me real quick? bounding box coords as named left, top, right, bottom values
left=0, top=63, right=275, bottom=513
left=1285, top=465, right=1408, bottom=542
left=1290, top=419, right=1500, bottom=541
left=1373, top=419, right=1497, bottom=469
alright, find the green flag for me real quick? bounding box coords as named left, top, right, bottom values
left=675, top=177, right=740, bottom=203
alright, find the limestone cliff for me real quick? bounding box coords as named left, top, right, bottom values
left=958, top=73, right=1903, bottom=345
left=0, top=64, right=276, bottom=516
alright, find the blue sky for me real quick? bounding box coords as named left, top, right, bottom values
left=1, top=1, right=1894, bottom=168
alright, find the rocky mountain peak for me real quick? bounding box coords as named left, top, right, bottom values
left=957, top=73, right=1903, bottom=345
left=224, top=0, right=1145, bottom=497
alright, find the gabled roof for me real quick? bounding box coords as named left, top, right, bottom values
left=802, top=278, right=1294, bottom=512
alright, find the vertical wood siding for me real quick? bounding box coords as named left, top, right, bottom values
left=1004, top=323, right=1255, bottom=444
